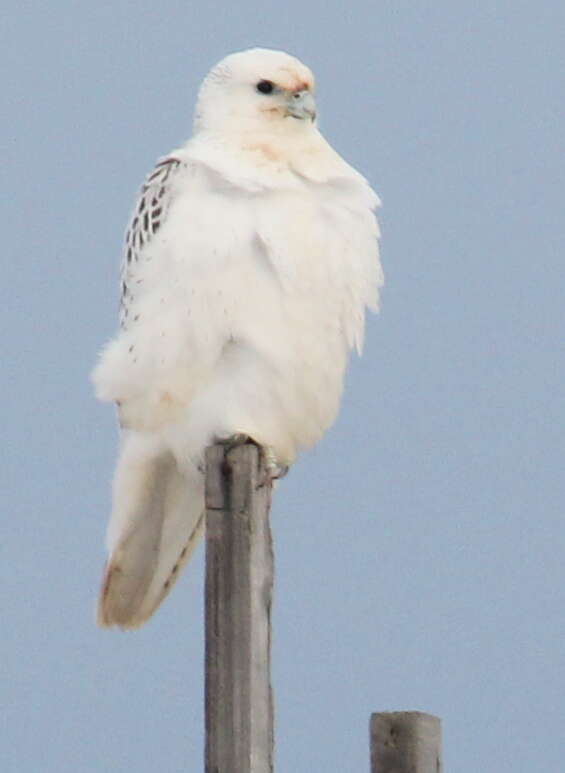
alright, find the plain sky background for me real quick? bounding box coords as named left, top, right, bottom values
left=3, top=1, right=564, bottom=771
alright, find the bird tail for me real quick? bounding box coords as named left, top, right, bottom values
left=97, top=434, right=204, bottom=630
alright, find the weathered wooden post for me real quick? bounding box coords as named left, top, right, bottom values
left=204, top=443, right=274, bottom=773
left=370, top=712, right=442, bottom=773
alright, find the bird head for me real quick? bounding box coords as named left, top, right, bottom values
left=194, top=48, right=317, bottom=137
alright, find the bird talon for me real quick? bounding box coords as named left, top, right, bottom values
left=215, top=432, right=255, bottom=452
left=260, top=447, right=289, bottom=484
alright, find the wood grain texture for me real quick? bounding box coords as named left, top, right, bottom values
left=370, top=712, right=442, bottom=773
left=205, top=443, right=274, bottom=773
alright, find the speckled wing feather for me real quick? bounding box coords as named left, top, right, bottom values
left=120, top=157, right=182, bottom=330
left=96, top=155, right=208, bottom=629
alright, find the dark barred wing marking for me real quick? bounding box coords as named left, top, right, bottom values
left=120, top=157, right=182, bottom=329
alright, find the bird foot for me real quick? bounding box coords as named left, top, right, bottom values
left=214, top=434, right=288, bottom=483
left=215, top=432, right=255, bottom=453
left=262, top=446, right=289, bottom=481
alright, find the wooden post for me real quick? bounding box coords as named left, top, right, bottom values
left=204, top=443, right=274, bottom=773
left=370, top=712, right=442, bottom=773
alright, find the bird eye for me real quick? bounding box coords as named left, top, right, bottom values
left=256, top=80, right=274, bottom=94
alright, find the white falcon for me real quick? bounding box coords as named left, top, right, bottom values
left=93, top=48, right=383, bottom=629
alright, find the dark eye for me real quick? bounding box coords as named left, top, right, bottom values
left=256, top=80, right=274, bottom=94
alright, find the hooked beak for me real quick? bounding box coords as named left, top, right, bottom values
left=286, top=89, right=317, bottom=122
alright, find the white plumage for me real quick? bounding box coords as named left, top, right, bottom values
left=93, top=48, right=383, bottom=629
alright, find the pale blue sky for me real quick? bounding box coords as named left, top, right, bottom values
left=3, top=2, right=564, bottom=771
